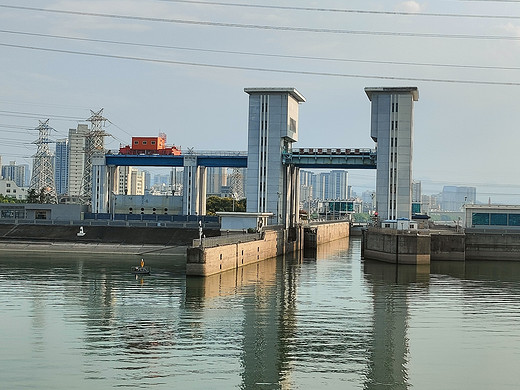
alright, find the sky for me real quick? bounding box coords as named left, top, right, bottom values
left=1, top=0, right=520, bottom=202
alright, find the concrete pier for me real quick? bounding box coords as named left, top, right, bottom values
left=187, top=220, right=351, bottom=276
left=304, top=221, right=350, bottom=248
left=362, top=227, right=520, bottom=263
left=362, top=228, right=431, bottom=265
left=186, top=227, right=304, bottom=276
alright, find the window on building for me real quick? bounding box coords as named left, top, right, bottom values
left=290, top=118, right=297, bottom=133
left=472, top=213, right=490, bottom=225
left=508, top=214, right=520, bottom=226
left=490, top=213, right=507, bottom=226
left=142, top=141, right=147, bottom=145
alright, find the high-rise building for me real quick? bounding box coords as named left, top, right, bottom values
left=2, top=161, right=29, bottom=188
left=314, top=172, right=330, bottom=200
left=412, top=180, right=422, bottom=202
left=441, top=186, right=476, bottom=211
left=55, top=139, right=69, bottom=195
left=116, top=166, right=145, bottom=195
left=299, top=170, right=314, bottom=202
left=207, top=167, right=228, bottom=195
left=329, top=170, right=349, bottom=199
left=67, top=124, right=88, bottom=197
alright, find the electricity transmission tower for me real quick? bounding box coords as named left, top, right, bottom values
left=81, top=109, right=109, bottom=204
left=30, top=119, right=57, bottom=203
left=230, top=168, right=244, bottom=202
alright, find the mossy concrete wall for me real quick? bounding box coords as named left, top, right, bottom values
left=430, top=233, right=465, bottom=261
left=465, top=232, right=520, bottom=261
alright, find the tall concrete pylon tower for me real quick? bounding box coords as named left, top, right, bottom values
left=30, top=119, right=57, bottom=203
left=81, top=109, right=109, bottom=204
left=244, top=88, right=305, bottom=226
left=365, top=87, right=419, bottom=221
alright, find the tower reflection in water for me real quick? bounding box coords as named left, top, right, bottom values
left=363, top=260, right=430, bottom=390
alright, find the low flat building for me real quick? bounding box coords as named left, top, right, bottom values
left=464, top=204, right=520, bottom=230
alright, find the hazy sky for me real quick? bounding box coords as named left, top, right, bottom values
left=1, top=0, right=520, bottom=202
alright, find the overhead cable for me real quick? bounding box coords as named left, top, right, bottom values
left=2, top=29, right=519, bottom=72
left=1, top=42, right=519, bottom=86
left=2, top=4, right=520, bottom=40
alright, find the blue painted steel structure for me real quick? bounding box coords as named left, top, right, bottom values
left=105, top=151, right=376, bottom=170
left=105, top=154, right=248, bottom=168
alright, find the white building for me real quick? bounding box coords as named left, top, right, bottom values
left=67, top=124, right=88, bottom=197
left=116, top=166, right=145, bottom=195
left=0, top=179, right=28, bottom=200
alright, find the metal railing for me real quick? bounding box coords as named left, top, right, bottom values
left=192, top=232, right=262, bottom=248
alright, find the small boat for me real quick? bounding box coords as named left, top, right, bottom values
left=132, top=266, right=150, bottom=275
left=132, top=259, right=150, bottom=275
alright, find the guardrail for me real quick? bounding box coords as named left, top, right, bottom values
left=192, top=232, right=262, bottom=248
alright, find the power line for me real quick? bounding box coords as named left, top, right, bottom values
left=2, top=41, right=519, bottom=86
left=2, top=4, right=520, bottom=41
left=0, top=109, right=84, bottom=121
left=157, top=0, right=520, bottom=20
left=2, top=29, right=519, bottom=72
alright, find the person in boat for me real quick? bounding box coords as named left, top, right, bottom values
left=140, top=259, right=145, bottom=268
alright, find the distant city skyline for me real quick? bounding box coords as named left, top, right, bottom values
left=2, top=1, right=520, bottom=203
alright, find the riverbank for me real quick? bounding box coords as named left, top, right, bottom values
left=0, top=240, right=188, bottom=256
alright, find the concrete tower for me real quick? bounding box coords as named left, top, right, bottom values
left=365, top=87, right=419, bottom=221
left=244, top=88, right=305, bottom=226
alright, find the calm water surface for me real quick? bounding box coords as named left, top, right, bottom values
left=1, top=238, right=519, bottom=389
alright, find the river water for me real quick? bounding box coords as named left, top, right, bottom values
left=1, top=238, right=519, bottom=389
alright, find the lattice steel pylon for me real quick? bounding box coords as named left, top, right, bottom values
left=30, top=119, right=57, bottom=203
left=81, top=109, right=109, bottom=204
left=230, top=168, right=244, bottom=201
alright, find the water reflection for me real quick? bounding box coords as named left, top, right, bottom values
left=1, top=242, right=520, bottom=389
left=363, top=261, right=430, bottom=390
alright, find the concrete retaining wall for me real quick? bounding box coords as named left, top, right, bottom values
left=430, top=233, right=465, bottom=261
left=465, top=232, right=520, bottom=261
left=362, top=228, right=430, bottom=265
left=187, top=228, right=303, bottom=276
left=0, top=223, right=216, bottom=246
left=305, top=221, right=350, bottom=248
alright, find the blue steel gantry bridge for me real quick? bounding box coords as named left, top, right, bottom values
left=93, top=87, right=418, bottom=226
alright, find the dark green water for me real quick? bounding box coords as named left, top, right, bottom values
left=1, top=238, right=519, bottom=389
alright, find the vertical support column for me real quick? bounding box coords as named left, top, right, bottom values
left=198, top=166, right=207, bottom=216
left=183, top=155, right=199, bottom=215
left=294, top=166, right=300, bottom=225
left=91, top=155, right=107, bottom=213
left=106, top=165, right=117, bottom=215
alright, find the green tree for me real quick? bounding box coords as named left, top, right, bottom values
left=0, top=194, right=19, bottom=203
left=206, top=196, right=246, bottom=215
left=26, top=188, right=40, bottom=203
